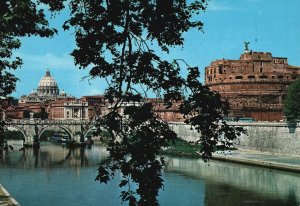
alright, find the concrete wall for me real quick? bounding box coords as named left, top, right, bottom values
left=169, top=122, right=300, bottom=156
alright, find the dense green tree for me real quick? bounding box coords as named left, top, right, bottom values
left=284, top=78, right=300, bottom=122
left=1, top=1, right=244, bottom=205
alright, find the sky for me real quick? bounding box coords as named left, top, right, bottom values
left=11, top=0, right=300, bottom=98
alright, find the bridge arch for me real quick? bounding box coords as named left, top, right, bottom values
left=83, top=125, right=98, bottom=139
left=6, top=125, right=27, bottom=140
left=38, top=125, right=74, bottom=140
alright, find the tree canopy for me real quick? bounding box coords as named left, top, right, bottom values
left=284, top=78, right=300, bottom=122
left=0, top=1, right=244, bottom=205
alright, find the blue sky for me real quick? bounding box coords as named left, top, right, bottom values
left=11, top=0, right=300, bottom=98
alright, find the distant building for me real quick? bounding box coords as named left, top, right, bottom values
left=48, top=99, right=88, bottom=120
left=5, top=70, right=79, bottom=120
left=19, top=70, right=72, bottom=104
left=80, top=95, right=107, bottom=120
left=5, top=102, right=48, bottom=119
left=147, top=98, right=184, bottom=122
left=205, top=50, right=300, bottom=121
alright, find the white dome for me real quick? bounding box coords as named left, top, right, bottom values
left=38, top=71, right=58, bottom=87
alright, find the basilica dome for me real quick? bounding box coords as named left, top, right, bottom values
left=19, top=69, right=73, bottom=104
left=38, top=70, right=58, bottom=87
left=37, top=70, right=59, bottom=96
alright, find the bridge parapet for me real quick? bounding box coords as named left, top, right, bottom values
left=6, top=119, right=93, bottom=126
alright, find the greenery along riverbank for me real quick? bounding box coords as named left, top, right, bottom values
left=98, top=131, right=203, bottom=158
left=160, top=139, right=202, bottom=158
left=160, top=139, right=237, bottom=159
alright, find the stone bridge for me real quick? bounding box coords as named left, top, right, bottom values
left=4, top=119, right=96, bottom=145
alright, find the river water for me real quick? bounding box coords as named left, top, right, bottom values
left=0, top=140, right=299, bottom=206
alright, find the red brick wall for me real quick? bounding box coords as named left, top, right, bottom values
left=51, top=108, right=64, bottom=119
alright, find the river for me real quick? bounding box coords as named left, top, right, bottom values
left=0, top=140, right=299, bottom=206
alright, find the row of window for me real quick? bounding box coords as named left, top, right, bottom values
left=207, top=75, right=297, bottom=81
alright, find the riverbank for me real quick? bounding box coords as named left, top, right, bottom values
left=212, top=149, right=300, bottom=173
left=96, top=139, right=300, bottom=172
left=0, top=184, right=20, bottom=206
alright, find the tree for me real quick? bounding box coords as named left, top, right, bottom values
left=284, top=78, right=300, bottom=122
left=60, top=1, right=244, bottom=205
left=0, top=0, right=57, bottom=154
left=33, top=110, right=49, bottom=119
left=1, top=1, right=244, bottom=205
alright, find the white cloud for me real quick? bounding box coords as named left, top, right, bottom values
left=15, top=52, right=76, bottom=70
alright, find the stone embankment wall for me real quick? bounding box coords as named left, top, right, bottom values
left=169, top=122, right=300, bottom=156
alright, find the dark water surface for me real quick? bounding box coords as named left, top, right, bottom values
left=0, top=140, right=299, bottom=206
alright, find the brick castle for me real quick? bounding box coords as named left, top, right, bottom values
left=205, top=49, right=300, bottom=121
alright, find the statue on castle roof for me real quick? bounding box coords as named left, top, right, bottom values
left=244, top=41, right=250, bottom=53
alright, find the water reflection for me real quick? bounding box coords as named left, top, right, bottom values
left=165, top=157, right=300, bottom=206
left=0, top=141, right=299, bottom=206
left=1, top=140, right=108, bottom=169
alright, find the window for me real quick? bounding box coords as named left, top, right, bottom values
left=248, top=75, right=255, bottom=79
left=259, top=75, right=268, bottom=79
left=277, top=75, right=284, bottom=79
left=235, top=76, right=243, bottom=79
left=259, top=67, right=263, bottom=73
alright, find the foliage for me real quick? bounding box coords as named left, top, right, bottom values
left=0, top=0, right=57, bottom=153
left=1, top=0, right=245, bottom=205
left=180, top=67, right=245, bottom=160
left=96, top=104, right=177, bottom=205
left=284, top=78, right=300, bottom=122
left=160, top=139, right=202, bottom=158
left=33, top=110, right=49, bottom=119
